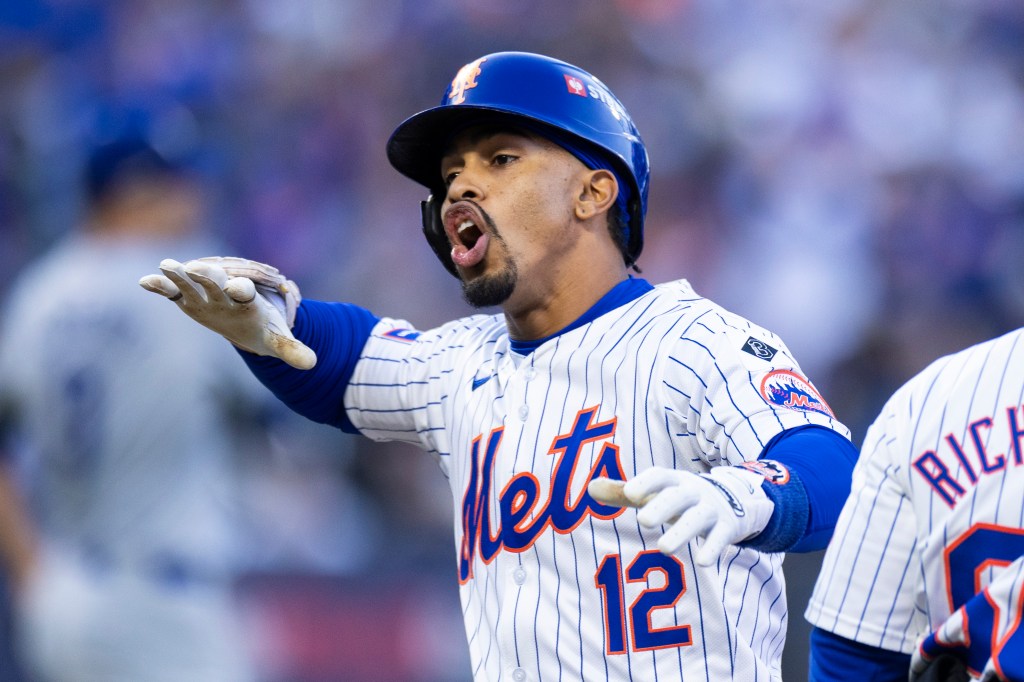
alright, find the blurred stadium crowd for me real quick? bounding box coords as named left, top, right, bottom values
left=1, top=0, right=1023, bottom=680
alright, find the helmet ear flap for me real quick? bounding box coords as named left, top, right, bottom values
left=421, top=194, right=460, bottom=278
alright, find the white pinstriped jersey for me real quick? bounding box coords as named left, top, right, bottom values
left=345, top=279, right=849, bottom=682
left=806, top=327, right=1024, bottom=658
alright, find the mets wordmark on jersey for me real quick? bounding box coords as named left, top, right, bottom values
left=347, top=280, right=848, bottom=682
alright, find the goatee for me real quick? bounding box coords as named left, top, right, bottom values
left=462, top=263, right=517, bottom=308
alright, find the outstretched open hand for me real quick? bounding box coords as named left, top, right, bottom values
left=139, top=256, right=316, bottom=370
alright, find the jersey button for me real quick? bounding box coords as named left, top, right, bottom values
left=512, top=668, right=528, bottom=681
left=524, top=367, right=536, bottom=381
left=512, top=567, right=527, bottom=585
left=517, top=405, right=529, bottom=421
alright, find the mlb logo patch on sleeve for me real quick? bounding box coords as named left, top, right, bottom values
left=741, top=337, right=778, bottom=361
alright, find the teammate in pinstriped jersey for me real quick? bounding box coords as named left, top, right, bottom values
left=806, top=327, right=1024, bottom=681
left=139, top=52, right=858, bottom=681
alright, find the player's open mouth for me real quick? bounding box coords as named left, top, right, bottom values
left=456, top=219, right=483, bottom=250
left=444, top=204, right=491, bottom=269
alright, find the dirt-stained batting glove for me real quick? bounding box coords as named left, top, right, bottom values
left=589, top=466, right=774, bottom=566
left=139, top=256, right=316, bottom=370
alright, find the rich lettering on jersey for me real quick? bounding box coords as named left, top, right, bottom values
left=458, top=406, right=628, bottom=583
left=913, top=403, right=1024, bottom=507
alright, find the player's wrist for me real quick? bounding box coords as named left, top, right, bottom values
left=734, top=462, right=809, bottom=553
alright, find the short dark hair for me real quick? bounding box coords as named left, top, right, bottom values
left=607, top=208, right=633, bottom=268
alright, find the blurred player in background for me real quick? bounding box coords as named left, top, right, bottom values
left=0, top=132, right=271, bottom=681
left=140, top=52, right=858, bottom=680
left=805, top=327, right=1024, bottom=681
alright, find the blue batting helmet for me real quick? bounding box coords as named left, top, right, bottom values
left=387, top=52, right=650, bottom=276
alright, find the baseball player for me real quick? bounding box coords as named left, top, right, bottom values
left=140, top=52, right=857, bottom=680
left=805, top=327, right=1024, bottom=681
left=0, top=134, right=269, bottom=681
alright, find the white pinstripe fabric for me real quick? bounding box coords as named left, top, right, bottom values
left=347, top=279, right=848, bottom=681
left=807, top=327, right=1024, bottom=654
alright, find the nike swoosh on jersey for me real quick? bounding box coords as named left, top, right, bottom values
left=471, top=374, right=494, bottom=390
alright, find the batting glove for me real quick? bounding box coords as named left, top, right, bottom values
left=139, top=256, right=316, bottom=370
left=590, top=466, right=774, bottom=566
left=909, top=651, right=972, bottom=682
left=910, top=604, right=998, bottom=682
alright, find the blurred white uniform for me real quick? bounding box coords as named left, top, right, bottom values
left=0, top=232, right=265, bottom=682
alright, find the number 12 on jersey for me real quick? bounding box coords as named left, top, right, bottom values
left=595, top=550, right=693, bottom=654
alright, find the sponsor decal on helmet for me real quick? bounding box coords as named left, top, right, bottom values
left=448, top=57, right=487, bottom=105
left=759, top=369, right=834, bottom=418
left=585, top=80, right=626, bottom=122
left=564, top=74, right=588, bottom=97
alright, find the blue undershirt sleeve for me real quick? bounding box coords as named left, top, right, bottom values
left=739, top=424, right=858, bottom=553
left=237, top=299, right=380, bottom=434
left=808, top=627, right=910, bottom=682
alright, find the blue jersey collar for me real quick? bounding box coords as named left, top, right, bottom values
left=509, top=277, right=654, bottom=355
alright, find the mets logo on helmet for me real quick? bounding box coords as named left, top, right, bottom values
left=448, top=57, right=487, bottom=105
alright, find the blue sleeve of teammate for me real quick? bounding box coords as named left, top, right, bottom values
left=740, top=424, right=857, bottom=553
left=238, top=299, right=379, bottom=434
left=808, top=627, right=910, bottom=682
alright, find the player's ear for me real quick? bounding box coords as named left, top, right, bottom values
left=575, top=169, right=618, bottom=221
